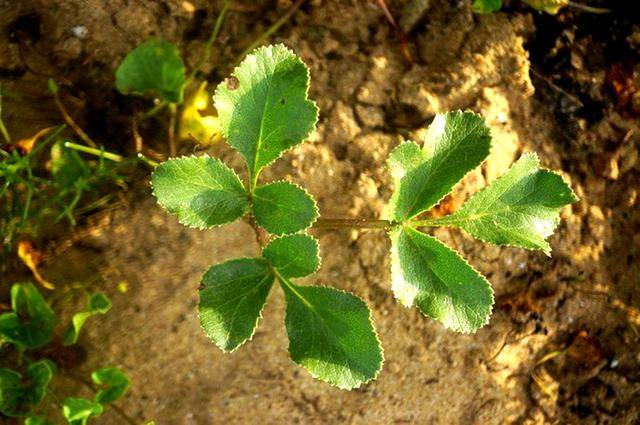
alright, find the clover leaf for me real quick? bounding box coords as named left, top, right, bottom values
left=0, top=282, right=55, bottom=349
left=63, top=292, right=112, bottom=346
left=91, top=367, right=130, bottom=405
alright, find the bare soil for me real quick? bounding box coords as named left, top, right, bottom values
left=1, top=0, right=639, bottom=424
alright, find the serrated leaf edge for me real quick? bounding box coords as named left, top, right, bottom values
left=253, top=179, right=320, bottom=236
left=444, top=152, right=578, bottom=256
left=213, top=43, right=319, bottom=177
left=197, top=257, right=274, bottom=354
left=388, top=226, right=495, bottom=334
left=150, top=153, right=250, bottom=230
left=385, top=110, right=494, bottom=222
left=262, top=232, right=322, bottom=278
left=279, top=281, right=385, bottom=390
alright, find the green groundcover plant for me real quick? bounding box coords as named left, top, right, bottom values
left=150, top=44, right=577, bottom=389
left=0, top=282, right=131, bottom=423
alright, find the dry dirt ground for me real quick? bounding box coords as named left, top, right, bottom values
left=1, top=0, right=640, bottom=424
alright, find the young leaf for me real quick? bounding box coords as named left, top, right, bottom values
left=151, top=155, right=250, bottom=229
left=0, top=283, right=55, bottom=349
left=252, top=181, right=319, bottom=235
left=115, top=39, right=186, bottom=103
left=0, top=368, right=25, bottom=417
left=0, top=360, right=56, bottom=417
left=472, top=0, right=502, bottom=13
left=387, top=112, right=491, bottom=221
left=91, top=367, right=130, bottom=404
left=263, top=233, right=320, bottom=278
left=389, top=226, right=493, bottom=333
left=198, top=258, right=275, bottom=352
left=62, top=398, right=103, bottom=425
left=281, top=280, right=383, bottom=389
left=213, top=44, right=318, bottom=182
left=444, top=153, right=577, bottom=255
left=63, top=293, right=112, bottom=346
left=25, top=360, right=56, bottom=408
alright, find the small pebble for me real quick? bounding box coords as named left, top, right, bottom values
left=71, top=25, right=88, bottom=39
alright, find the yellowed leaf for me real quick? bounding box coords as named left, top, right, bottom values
left=17, top=240, right=55, bottom=290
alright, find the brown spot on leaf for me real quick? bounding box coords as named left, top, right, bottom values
left=226, top=76, right=239, bottom=90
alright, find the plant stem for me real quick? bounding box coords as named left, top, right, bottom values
left=312, top=218, right=393, bottom=230
left=53, top=89, right=98, bottom=148
left=237, top=0, right=305, bottom=63
left=566, top=1, right=610, bottom=13
left=185, top=0, right=232, bottom=87
left=168, top=103, right=177, bottom=157
left=140, top=101, right=167, bottom=120
left=64, top=142, right=125, bottom=162
left=410, top=215, right=462, bottom=227
left=0, top=85, right=11, bottom=145
left=137, top=152, right=159, bottom=168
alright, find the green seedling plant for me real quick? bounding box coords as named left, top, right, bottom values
left=150, top=44, right=577, bottom=389
left=472, top=0, right=610, bottom=14
left=0, top=125, right=125, bottom=267
left=0, top=282, right=132, bottom=424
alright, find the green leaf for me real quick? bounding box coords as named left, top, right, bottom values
left=263, top=233, right=320, bottom=278
left=281, top=280, right=383, bottom=389
left=198, top=258, right=275, bottom=352
left=62, top=398, right=103, bottom=425
left=63, top=293, right=112, bottom=346
left=25, top=360, right=56, bottom=408
left=115, top=39, right=186, bottom=103
left=91, top=367, right=130, bottom=405
left=26, top=416, right=54, bottom=425
left=151, top=155, right=250, bottom=229
left=389, top=226, right=493, bottom=333
left=444, top=153, right=577, bottom=255
left=387, top=111, right=491, bottom=221
left=472, top=0, right=502, bottom=13
left=252, top=181, right=318, bottom=235
left=0, top=360, right=56, bottom=417
left=0, top=283, right=55, bottom=349
left=51, top=140, right=90, bottom=188
left=214, top=44, right=318, bottom=182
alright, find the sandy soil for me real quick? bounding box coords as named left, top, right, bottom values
left=1, top=0, right=639, bottom=424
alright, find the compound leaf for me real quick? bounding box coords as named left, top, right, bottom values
left=389, top=226, right=493, bottom=333
left=214, top=44, right=318, bottom=181
left=91, top=367, right=130, bottom=405
left=281, top=280, right=383, bottom=389
left=152, top=155, right=249, bottom=229
left=63, top=292, right=112, bottom=346
left=0, top=360, right=55, bottom=417
left=62, top=397, right=103, bottom=425
left=198, top=258, right=275, bottom=352
left=0, top=283, right=55, bottom=349
left=445, top=153, right=577, bottom=255
left=387, top=112, right=491, bottom=221
left=263, top=233, right=320, bottom=278
left=253, top=181, right=318, bottom=235
left=115, top=39, right=186, bottom=103
left=472, top=0, right=502, bottom=13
